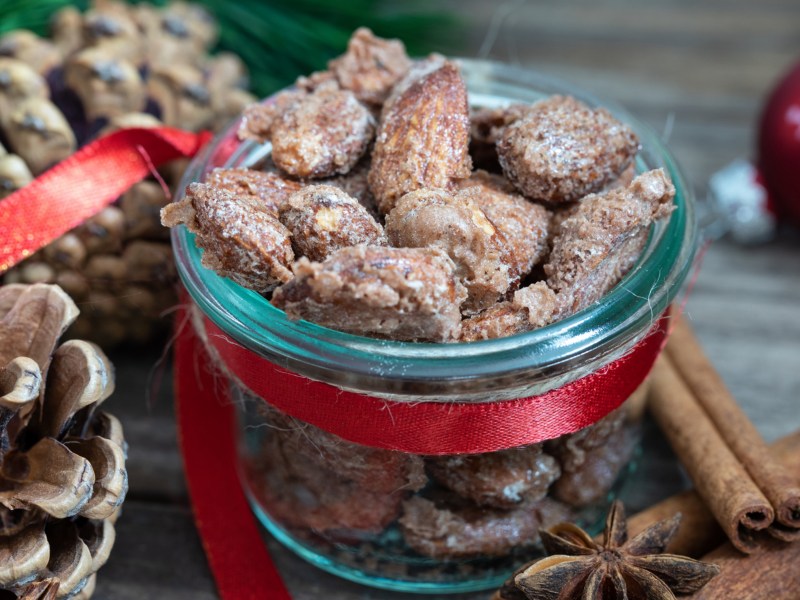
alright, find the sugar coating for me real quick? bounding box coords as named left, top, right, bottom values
left=497, top=95, right=639, bottom=203
left=457, top=170, right=552, bottom=284
left=237, top=89, right=303, bottom=143
left=321, top=159, right=379, bottom=218
left=460, top=282, right=557, bottom=342
left=545, top=168, right=675, bottom=317
left=606, top=163, right=637, bottom=191
left=368, top=61, right=472, bottom=215
left=385, top=188, right=511, bottom=314
left=249, top=405, right=426, bottom=535
left=549, top=165, right=638, bottom=239
left=399, top=495, right=572, bottom=559
left=271, top=245, right=466, bottom=341
left=328, top=27, right=412, bottom=106
left=279, top=185, right=387, bottom=261
left=469, top=104, right=530, bottom=171
left=161, top=182, right=293, bottom=292
left=204, top=167, right=301, bottom=216
left=270, top=87, right=375, bottom=179
left=262, top=405, right=426, bottom=493
left=252, top=432, right=409, bottom=535
left=470, top=104, right=531, bottom=146
left=546, top=408, right=633, bottom=507
left=426, top=444, right=561, bottom=509
left=380, top=54, right=446, bottom=112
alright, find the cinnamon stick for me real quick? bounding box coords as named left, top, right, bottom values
left=667, top=315, right=800, bottom=540
left=648, top=355, right=773, bottom=553
left=687, top=537, right=800, bottom=599
left=627, top=429, right=800, bottom=557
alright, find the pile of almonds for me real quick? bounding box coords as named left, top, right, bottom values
left=163, top=28, right=675, bottom=343
left=162, top=28, right=675, bottom=567
left=0, top=0, right=256, bottom=347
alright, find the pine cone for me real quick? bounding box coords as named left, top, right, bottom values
left=0, top=1, right=257, bottom=348
left=0, top=284, right=128, bottom=599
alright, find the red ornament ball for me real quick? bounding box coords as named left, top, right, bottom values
left=758, top=60, right=800, bottom=227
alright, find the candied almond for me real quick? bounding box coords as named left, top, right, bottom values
left=253, top=433, right=406, bottom=535
left=271, top=245, right=467, bottom=342
left=263, top=406, right=427, bottom=495
left=250, top=405, right=426, bottom=536
left=497, top=95, right=639, bottom=203
left=328, top=27, right=412, bottom=106
left=279, top=185, right=387, bottom=261
left=237, top=89, right=304, bottom=143
left=545, top=168, right=675, bottom=316
left=470, top=104, right=531, bottom=146
left=295, top=69, right=339, bottom=93
left=460, top=282, right=557, bottom=342
left=385, top=188, right=511, bottom=314
left=550, top=430, right=635, bottom=507
left=161, top=182, right=294, bottom=293
left=457, top=170, right=552, bottom=284
left=550, top=201, right=582, bottom=241
left=427, top=444, right=561, bottom=509
left=204, top=167, right=302, bottom=216
left=381, top=54, right=446, bottom=112
left=368, top=60, right=472, bottom=215
left=469, top=104, right=530, bottom=171
left=399, top=495, right=572, bottom=559
left=546, top=409, right=633, bottom=507
left=321, top=158, right=379, bottom=218
left=270, top=87, right=375, bottom=178
left=605, top=163, right=637, bottom=191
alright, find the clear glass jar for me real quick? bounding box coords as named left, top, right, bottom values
left=171, top=59, right=697, bottom=593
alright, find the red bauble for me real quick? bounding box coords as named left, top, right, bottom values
left=758, top=60, right=800, bottom=227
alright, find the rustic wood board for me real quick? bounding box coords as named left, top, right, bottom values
left=92, top=1, right=800, bottom=597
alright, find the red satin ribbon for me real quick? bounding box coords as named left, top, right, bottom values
left=0, top=126, right=211, bottom=272
left=176, top=311, right=292, bottom=600
left=201, top=313, right=669, bottom=455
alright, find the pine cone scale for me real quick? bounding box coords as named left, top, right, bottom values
left=0, top=285, right=77, bottom=371
left=0, top=284, right=127, bottom=598
left=0, top=525, right=49, bottom=588
left=0, top=438, right=95, bottom=519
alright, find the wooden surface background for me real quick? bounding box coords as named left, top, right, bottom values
left=92, top=1, right=800, bottom=598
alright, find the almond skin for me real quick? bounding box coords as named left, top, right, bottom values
left=368, top=60, right=472, bottom=215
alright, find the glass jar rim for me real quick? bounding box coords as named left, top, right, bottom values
left=172, top=58, right=697, bottom=398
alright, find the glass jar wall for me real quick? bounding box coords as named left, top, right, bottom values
left=172, top=59, right=697, bottom=592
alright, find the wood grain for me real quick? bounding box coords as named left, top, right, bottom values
left=92, top=1, right=800, bottom=597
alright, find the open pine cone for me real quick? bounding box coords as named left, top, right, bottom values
left=0, top=0, right=257, bottom=348
left=0, top=284, right=128, bottom=599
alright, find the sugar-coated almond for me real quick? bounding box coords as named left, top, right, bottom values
left=545, top=169, right=675, bottom=316
left=279, top=185, right=386, bottom=261
left=385, top=188, right=511, bottom=314
left=161, top=182, right=293, bottom=293
left=497, top=95, right=639, bottom=203
left=368, top=61, right=472, bottom=215
left=271, top=245, right=466, bottom=342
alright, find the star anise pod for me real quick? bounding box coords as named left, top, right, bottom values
left=511, top=500, right=720, bottom=600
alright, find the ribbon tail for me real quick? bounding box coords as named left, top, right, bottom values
left=175, top=309, right=292, bottom=600
left=0, top=126, right=212, bottom=273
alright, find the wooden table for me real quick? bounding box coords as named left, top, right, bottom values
left=93, top=1, right=800, bottom=597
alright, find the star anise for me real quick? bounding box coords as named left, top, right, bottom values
left=511, top=500, right=720, bottom=600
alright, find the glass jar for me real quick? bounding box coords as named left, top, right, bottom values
left=171, top=59, right=697, bottom=593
